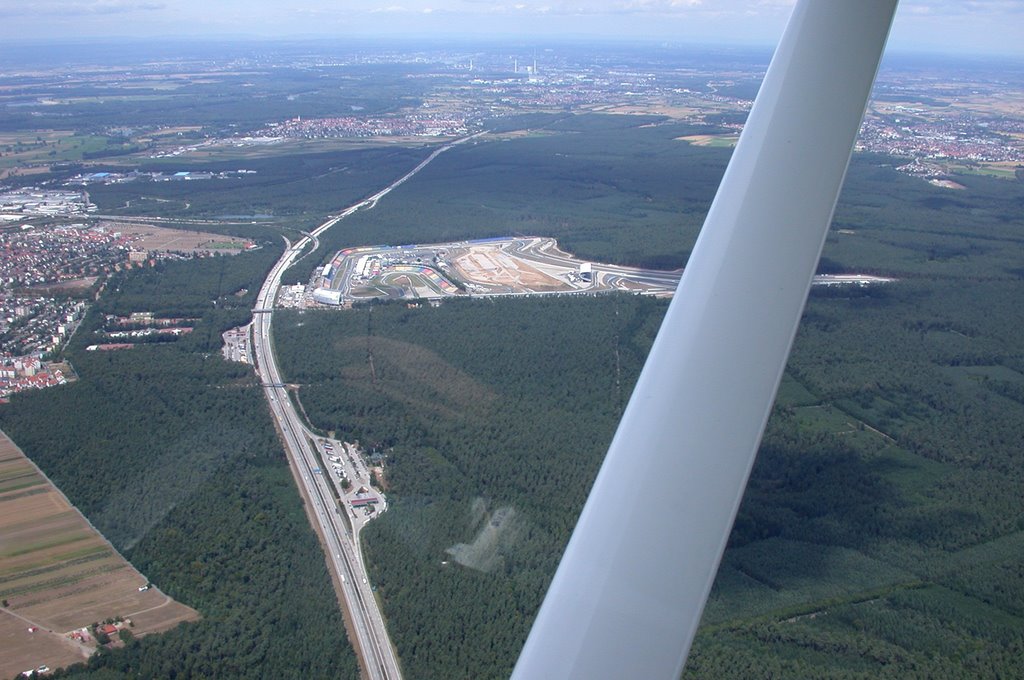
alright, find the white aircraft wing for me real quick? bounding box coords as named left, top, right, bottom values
left=512, top=2, right=899, bottom=678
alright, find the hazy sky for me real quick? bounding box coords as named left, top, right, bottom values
left=0, top=0, right=1021, bottom=56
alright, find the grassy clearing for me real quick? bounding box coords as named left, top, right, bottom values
left=940, top=364, right=1024, bottom=387
left=776, top=374, right=819, bottom=407
left=676, top=133, right=739, bottom=148
left=948, top=162, right=1020, bottom=179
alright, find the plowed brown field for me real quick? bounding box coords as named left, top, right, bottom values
left=0, top=430, right=199, bottom=677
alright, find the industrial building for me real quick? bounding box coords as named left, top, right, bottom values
left=312, top=288, right=342, bottom=305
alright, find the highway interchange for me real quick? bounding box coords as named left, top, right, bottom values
left=249, top=133, right=482, bottom=679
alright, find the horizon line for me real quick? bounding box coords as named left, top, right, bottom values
left=1, top=35, right=1021, bottom=62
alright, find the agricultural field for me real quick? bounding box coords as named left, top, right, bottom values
left=0, top=430, right=198, bottom=678
left=101, top=221, right=251, bottom=254
left=0, top=131, right=111, bottom=176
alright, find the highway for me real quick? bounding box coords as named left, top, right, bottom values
left=249, top=132, right=481, bottom=680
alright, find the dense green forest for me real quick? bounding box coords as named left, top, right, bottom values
left=85, top=145, right=432, bottom=230
left=0, top=247, right=360, bottom=679
left=268, top=115, right=1024, bottom=678
left=299, top=114, right=723, bottom=273
left=1, top=110, right=1022, bottom=678
left=274, top=296, right=657, bottom=677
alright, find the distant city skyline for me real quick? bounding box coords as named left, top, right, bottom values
left=0, top=0, right=1021, bottom=57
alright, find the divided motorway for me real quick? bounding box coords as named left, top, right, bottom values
left=249, top=133, right=482, bottom=680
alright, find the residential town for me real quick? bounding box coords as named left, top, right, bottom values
left=0, top=297, right=83, bottom=400
left=858, top=107, right=1024, bottom=172
left=0, top=220, right=138, bottom=287
left=0, top=209, right=214, bottom=400
left=265, top=113, right=469, bottom=138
